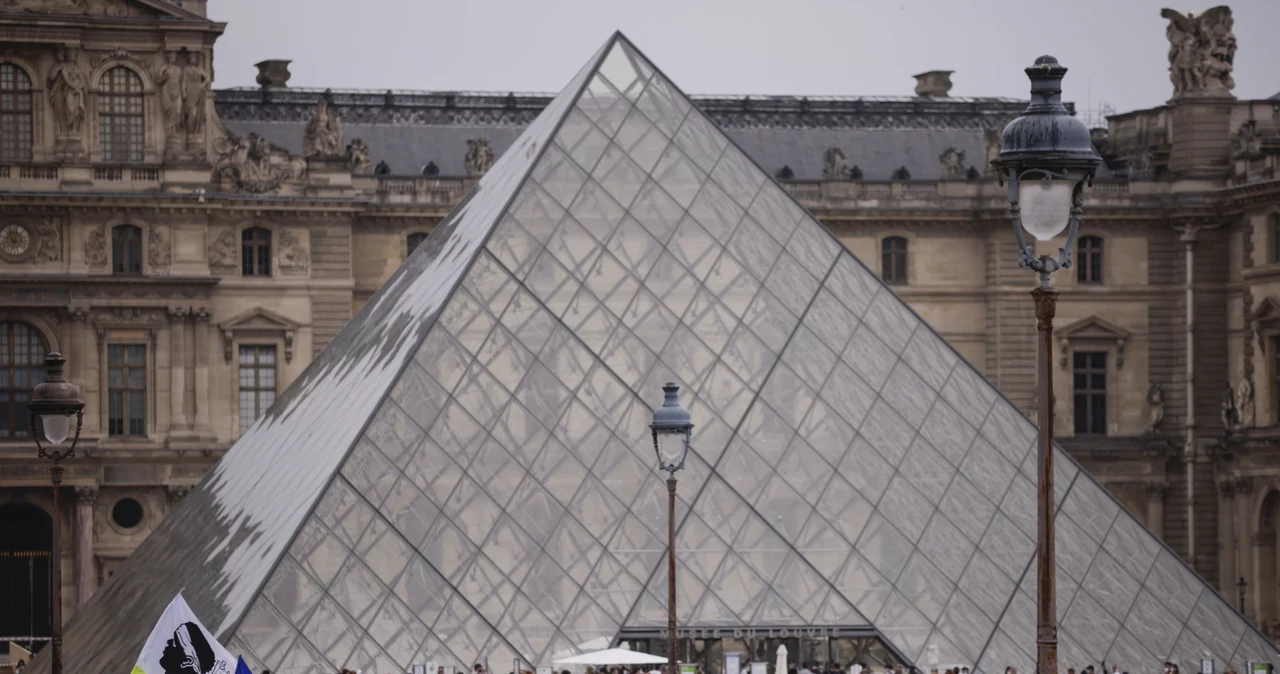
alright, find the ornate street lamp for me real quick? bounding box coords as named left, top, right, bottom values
left=991, top=55, right=1101, bottom=674
left=650, top=383, right=693, bottom=674
left=27, top=352, right=85, bottom=674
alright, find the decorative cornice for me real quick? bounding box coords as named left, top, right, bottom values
left=214, top=87, right=1034, bottom=131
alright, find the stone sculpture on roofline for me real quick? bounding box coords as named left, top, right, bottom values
left=1161, top=6, right=1236, bottom=99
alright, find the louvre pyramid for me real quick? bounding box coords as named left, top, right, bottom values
left=42, top=33, right=1279, bottom=674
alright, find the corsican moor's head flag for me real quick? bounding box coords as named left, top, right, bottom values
left=131, top=593, right=235, bottom=674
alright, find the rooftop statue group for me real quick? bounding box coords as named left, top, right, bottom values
left=1160, top=5, right=1236, bottom=98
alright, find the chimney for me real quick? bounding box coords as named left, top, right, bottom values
left=255, top=60, right=292, bottom=89
left=913, top=70, right=954, bottom=98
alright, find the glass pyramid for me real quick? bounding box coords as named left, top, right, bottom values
left=40, top=33, right=1279, bottom=674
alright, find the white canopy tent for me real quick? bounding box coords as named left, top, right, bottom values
left=553, top=649, right=671, bottom=666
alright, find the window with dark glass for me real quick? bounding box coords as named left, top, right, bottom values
left=1077, top=236, right=1103, bottom=284
left=881, top=236, right=908, bottom=285
left=0, top=321, right=46, bottom=439
left=0, top=63, right=33, bottom=162
left=1274, top=336, right=1280, bottom=420
left=241, top=227, right=271, bottom=276
left=1073, top=351, right=1107, bottom=435
left=406, top=232, right=428, bottom=257
left=107, top=344, right=145, bottom=436
left=98, top=67, right=144, bottom=163
left=111, top=224, right=142, bottom=274
left=1271, top=213, right=1280, bottom=263
left=238, top=345, right=276, bottom=432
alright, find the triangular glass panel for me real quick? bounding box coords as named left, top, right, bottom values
left=53, top=31, right=1279, bottom=674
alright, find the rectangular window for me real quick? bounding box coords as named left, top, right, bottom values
left=1073, top=351, right=1107, bottom=435
left=1274, top=336, right=1280, bottom=421
left=238, top=345, right=276, bottom=432
left=107, top=344, right=146, bottom=436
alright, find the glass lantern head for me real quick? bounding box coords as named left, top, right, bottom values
left=990, top=55, right=1101, bottom=243
left=28, top=352, right=84, bottom=453
left=650, top=382, right=693, bottom=474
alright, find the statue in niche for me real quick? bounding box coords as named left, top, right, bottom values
left=1237, top=378, right=1254, bottom=429
left=464, top=138, right=494, bottom=177
left=822, top=147, right=847, bottom=180
left=156, top=52, right=184, bottom=156
left=1221, top=384, right=1238, bottom=431
left=1146, top=382, right=1165, bottom=434
left=47, top=46, right=85, bottom=136
left=302, top=100, right=343, bottom=157
left=180, top=51, right=209, bottom=139
left=1161, top=6, right=1236, bottom=97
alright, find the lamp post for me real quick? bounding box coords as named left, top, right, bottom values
left=650, top=383, right=693, bottom=674
left=1237, top=576, right=1247, bottom=612
left=27, top=352, right=85, bottom=674
left=991, top=56, right=1101, bottom=674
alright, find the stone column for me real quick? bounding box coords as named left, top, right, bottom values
left=73, top=486, right=96, bottom=608
left=192, top=308, right=213, bottom=438
left=1218, top=479, right=1236, bottom=600
left=167, top=308, right=189, bottom=436
left=1145, top=484, right=1166, bottom=539
left=67, top=309, right=96, bottom=436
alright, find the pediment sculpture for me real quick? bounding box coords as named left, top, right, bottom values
left=212, top=132, right=303, bottom=194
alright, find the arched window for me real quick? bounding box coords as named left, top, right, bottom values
left=111, top=224, right=142, bottom=274
left=98, top=67, right=144, bottom=163
left=1077, top=236, right=1103, bottom=284
left=0, top=503, right=52, bottom=649
left=242, top=227, right=271, bottom=276
left=0, top=321, right=47, bottom=439
left=0, top=64, right=33, bottom=161
left=406, top=232, right=428, bottom=257
left=1270, top=213, right=1280, bottom=263
left=881, top=236, right=908, bottom=285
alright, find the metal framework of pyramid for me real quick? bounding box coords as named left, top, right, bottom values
left=42, top=33, right=1279, bottom=674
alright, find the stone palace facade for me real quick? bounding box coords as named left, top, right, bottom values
left=1, top=0, right=1279, bottom=652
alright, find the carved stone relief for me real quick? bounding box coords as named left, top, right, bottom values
left=212, top=133, right=302, bottom=194
left=84, top=225, right=107, bottom=266
left=1232, top=120, right=1262, bottom=159
left=148, top=226, right=170, bottom=271
left=464, top=138, right=494, bottom=177
left=207, top=227, right=238, bottom=269
left=278, top=229, right=308, bottom=273
left=0, top=220, right=59, bottom=263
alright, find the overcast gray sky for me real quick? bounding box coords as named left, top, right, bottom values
left=209, top=0, right=1280, bottom=115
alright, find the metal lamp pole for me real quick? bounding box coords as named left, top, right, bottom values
left=991, top=56, right=1101, bottom=674
left=28, top=352, right=85, bottom=674
left=651, top=383, right=693, bottom=674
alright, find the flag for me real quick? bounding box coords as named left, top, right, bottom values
left=234, top=656, right=253, bottom=674
left=133, top=593, right=236, bottom=674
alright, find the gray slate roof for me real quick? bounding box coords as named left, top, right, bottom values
left=217, top=88, right=1028, bottom=181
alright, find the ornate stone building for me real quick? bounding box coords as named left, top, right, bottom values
left=1, top=0, right=1279, bottom=658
